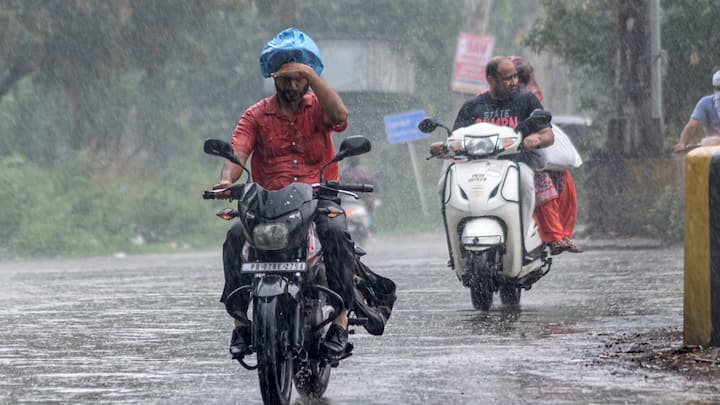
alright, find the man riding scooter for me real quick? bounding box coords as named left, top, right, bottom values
left=430, top=55, right=555, bottom=260
left=425, top=56, right=557, bottom=309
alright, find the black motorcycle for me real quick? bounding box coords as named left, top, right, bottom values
left=203, top=136, right=374, bottom=404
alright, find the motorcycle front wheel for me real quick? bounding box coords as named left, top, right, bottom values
left=255, top=297, right=294, bottom=405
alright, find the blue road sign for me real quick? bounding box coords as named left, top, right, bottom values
left=384, top=110, right=429, bottom=144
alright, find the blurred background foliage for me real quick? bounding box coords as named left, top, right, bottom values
left=0, top=0, right=712, bottom=258
left=527, top=0, right=720, bottom=147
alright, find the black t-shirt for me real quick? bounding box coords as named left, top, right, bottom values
left=452, top=90, right=545, bottom=136
left=452, top=90, right=548, bottom=167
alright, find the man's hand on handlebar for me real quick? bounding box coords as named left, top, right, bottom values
left=428, top=141, right=451, bottom=159
left=522, top=133, right=542, bottom=150
left=211, top=180, right=233, bottom=199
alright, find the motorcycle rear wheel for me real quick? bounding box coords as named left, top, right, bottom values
left=295, top=285, right=333, bottom=398
left=294, top=358, right=331, bottom=398
left=467, top=252, right=493, bottom=311
left=255, top=297, right=294, bottom=405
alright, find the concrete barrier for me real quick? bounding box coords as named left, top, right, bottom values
left=684, top=146, right=720, bottom=346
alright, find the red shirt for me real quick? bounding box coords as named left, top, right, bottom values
left=232, top=93, right=348, bottom=190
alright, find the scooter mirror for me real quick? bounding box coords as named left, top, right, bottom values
left=418, top=118, right=440, bottom=133
left=528, top=109, right=552, bottom=124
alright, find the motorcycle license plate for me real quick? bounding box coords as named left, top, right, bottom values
left=241, top=262, right=307, bottom=272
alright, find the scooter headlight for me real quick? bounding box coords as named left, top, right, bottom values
left=464, top=135, right=499, bottom=156
left=252, top=223, right=289, bottom=250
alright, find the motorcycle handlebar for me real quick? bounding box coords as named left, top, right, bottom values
left=338, top=183, right=374, bottom=193
left=202, top=184, right=244, bottom=200
left=202, top=190, right=221, bottom=200
left=315, top=181, right=374, bottom=193
left=203, top=182, right=372, bottom=201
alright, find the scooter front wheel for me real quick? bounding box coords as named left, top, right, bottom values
left=466, top=252, right=493, bottom=311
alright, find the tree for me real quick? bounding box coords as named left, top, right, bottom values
left=525, top=0, right=718, bottom=236
left=525, top=0, right=616, bottom=117
left=526, top=0, right=720, bottom=146
left=0, top=1, right=223, bottom=101
left=0, top=0, right=229, bottom=161
left=662, top=0, right=720, bottom=134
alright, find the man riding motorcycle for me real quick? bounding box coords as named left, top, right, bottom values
left=213, top=28, right=354, bottom=360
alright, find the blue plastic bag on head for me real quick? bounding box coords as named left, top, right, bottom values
left=259, top=28, right=324, bottom=78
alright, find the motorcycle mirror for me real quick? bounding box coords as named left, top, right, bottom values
left=335, top=135, right=372, bottom=161
left=204, top=138, right=242, bottom=165
left=418, top=118, right=440, bottom=134
left=203, top=138, right=251, bottom=182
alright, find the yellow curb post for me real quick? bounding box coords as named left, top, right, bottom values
left=684, top=146, right=720, bottom=346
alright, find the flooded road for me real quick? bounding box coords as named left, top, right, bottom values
left=0, top=234, right=717, bottom=404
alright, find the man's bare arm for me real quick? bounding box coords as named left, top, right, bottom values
left=214, top=151, right=250, bottom=190
left=523, top=126, right=555, bottom=149
left=674, top=119, right=701, bottom=152
left=277, top=62, right=348, bottom=125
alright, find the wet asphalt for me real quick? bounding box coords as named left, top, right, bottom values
left=0, top=233, right=717, bottom=404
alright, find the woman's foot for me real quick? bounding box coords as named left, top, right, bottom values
left=564, top=237, right=583, bottom=253
left=549, top=238, right=570, bottom=255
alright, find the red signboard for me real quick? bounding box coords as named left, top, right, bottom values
left=451, top=32, right=496, bottom=94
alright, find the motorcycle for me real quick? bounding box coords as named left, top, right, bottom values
left=419, top=111, right=553, bottom=311
left=202, top=136, right=374, bottom=405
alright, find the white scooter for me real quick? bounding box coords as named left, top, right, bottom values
left=419, top=111, right=553, bottom=310
left=341, top=197, right=371, bottom=245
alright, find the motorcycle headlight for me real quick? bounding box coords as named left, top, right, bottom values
left=252, top=223, right=289, bottom=250
left=464, top=135, right=499, bottom=156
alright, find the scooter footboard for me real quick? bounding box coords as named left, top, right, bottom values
left=461, top=218, right=505, bottom=251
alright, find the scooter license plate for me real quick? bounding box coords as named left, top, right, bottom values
left=241, top=262, right=307, bottom=272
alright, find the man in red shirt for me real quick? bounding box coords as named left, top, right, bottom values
left=212, top=35, right=352, bottom=359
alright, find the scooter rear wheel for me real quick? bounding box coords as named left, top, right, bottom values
left=499, top=283, right=521, bottom=307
